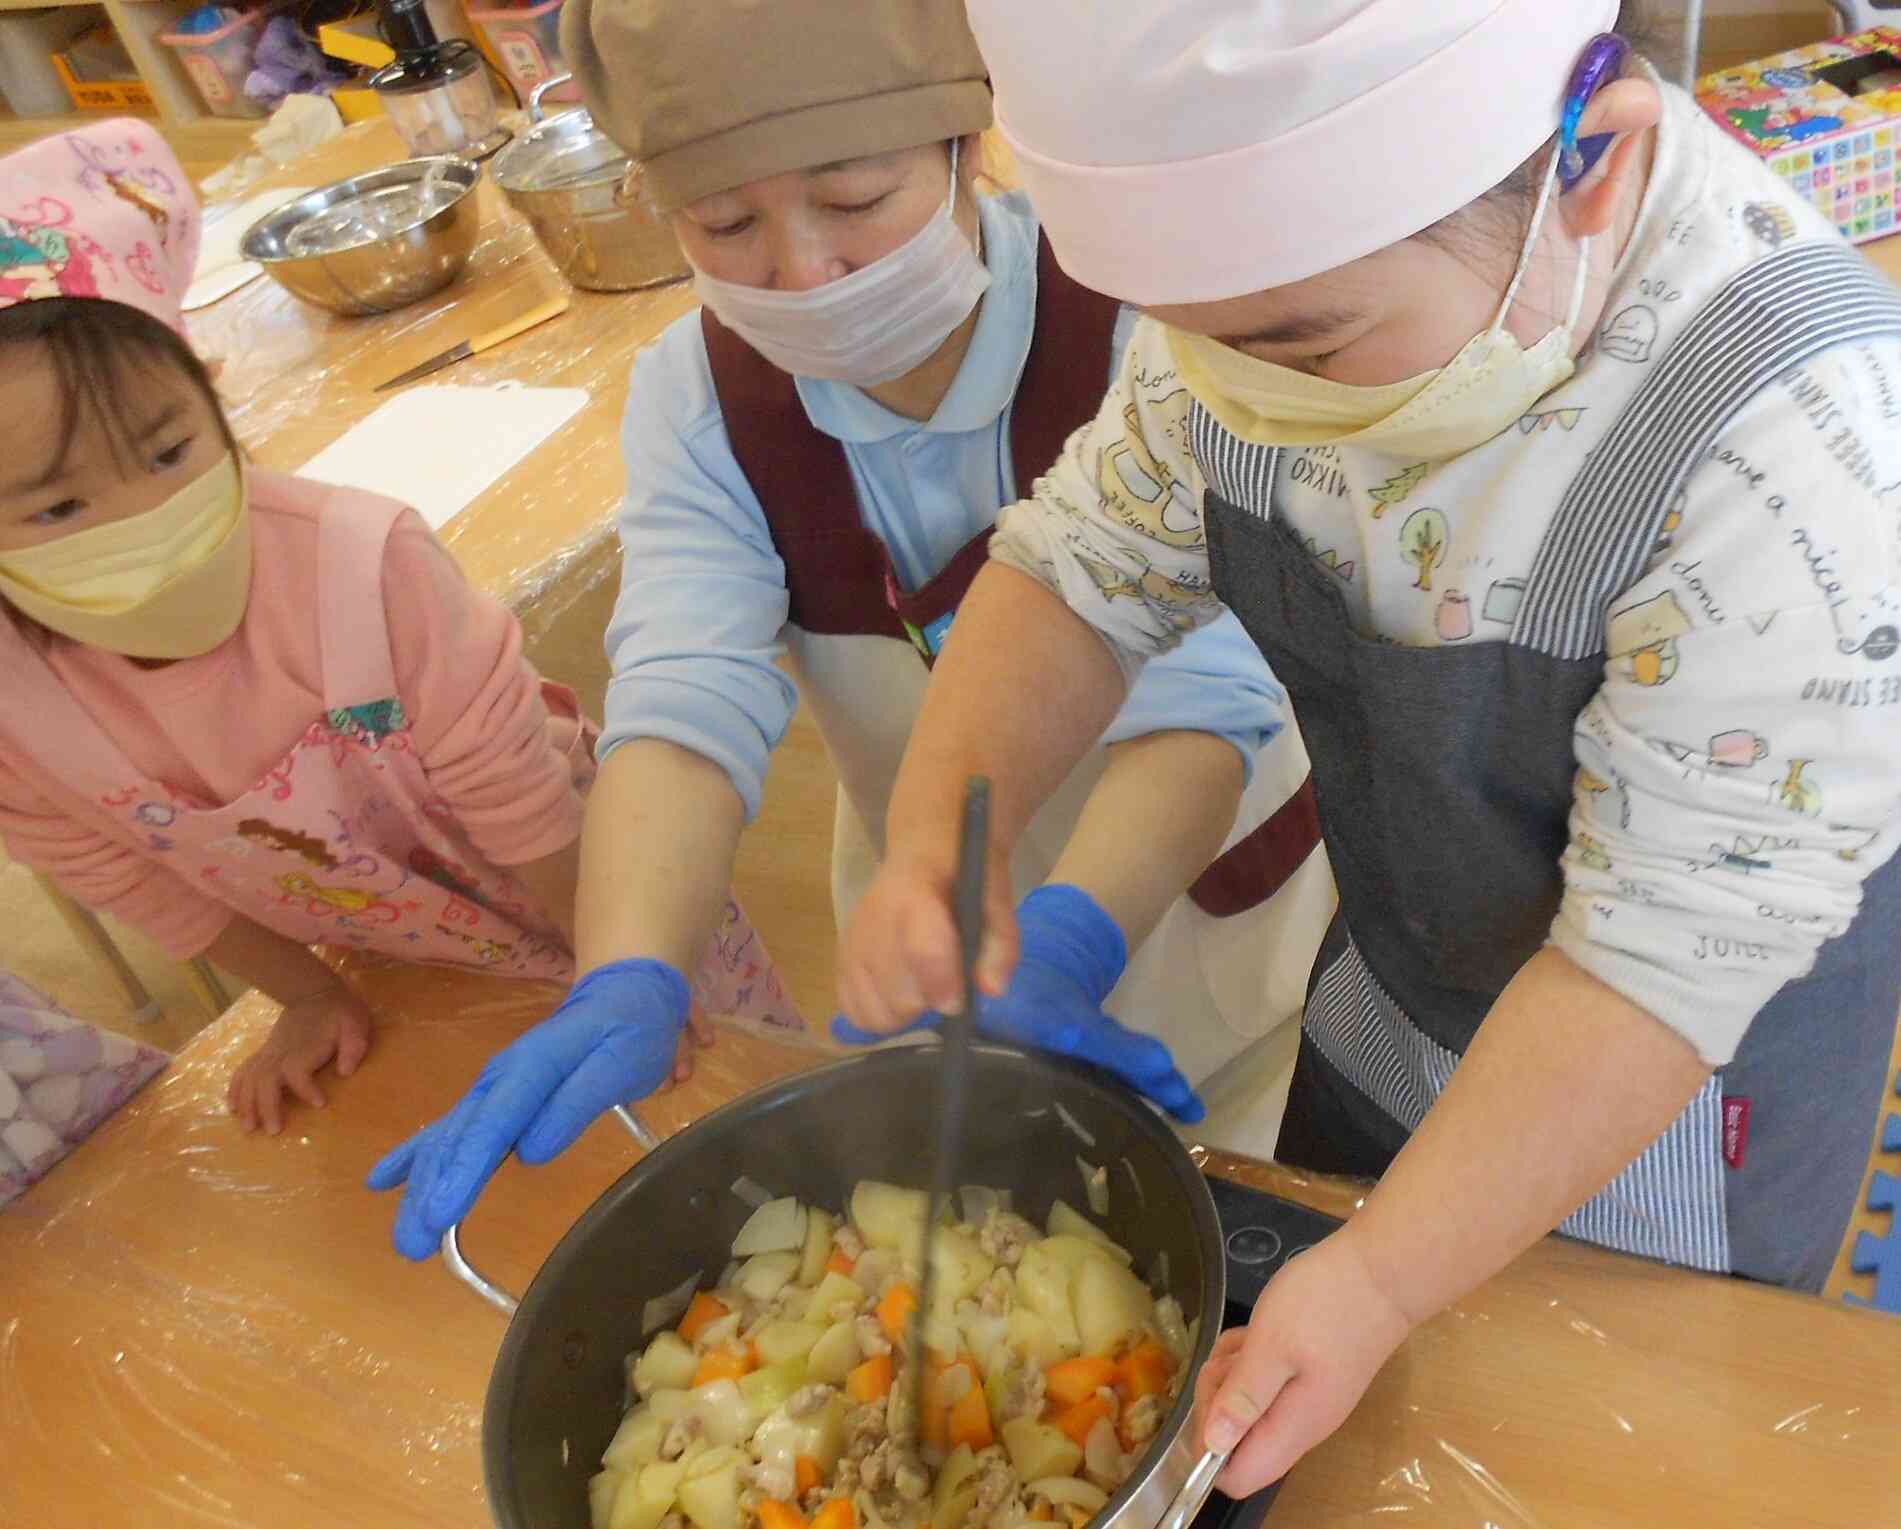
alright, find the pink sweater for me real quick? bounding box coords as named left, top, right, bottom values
left=0, top=473, right=585, bottom=958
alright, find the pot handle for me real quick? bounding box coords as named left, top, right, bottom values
left=1154, top=1450, right=1229, bottom=1529
left=438, top=1103, right=660, bottom=1315
left=529, top=72, right=575, bottom=124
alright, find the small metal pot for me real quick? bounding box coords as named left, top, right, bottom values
left=491, top=74, right=691, bottom=292
left=444, top=1046, right=1229, bottom=1529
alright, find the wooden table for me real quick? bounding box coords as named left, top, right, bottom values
left=5, top=966, right=1900, bottom=1527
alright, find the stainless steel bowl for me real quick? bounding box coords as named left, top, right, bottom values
left=490, top=74, right=690, bottom=293
left=240, top=157, right=482, bottom=316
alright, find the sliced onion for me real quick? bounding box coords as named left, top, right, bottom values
left=1027, top=1478, right=1109, bottom=1514
left=1076, top=1157, right=1110, bottom=1218
left=959, top=1185, right=1009, bottom=1223
left=732, top=1195, right=807, bottom=1256
left=641, top=1268, right=704, bottom=1337
left=1053, top=1101, right=1097, bottom=1147
left=731, top=1175, right=775, bottom=1208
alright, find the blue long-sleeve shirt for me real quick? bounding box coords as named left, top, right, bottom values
left=600, top=189, right=1283, bottom=821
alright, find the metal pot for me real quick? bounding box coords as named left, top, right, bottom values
left=491, top=74, right=691, bottom=292
left=444, top=1046, right=1228, bottom=1529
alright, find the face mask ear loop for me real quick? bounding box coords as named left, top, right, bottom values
left=1488, top=144, right=1575, bottom=344
left=946, top=136, right=961, bottom=216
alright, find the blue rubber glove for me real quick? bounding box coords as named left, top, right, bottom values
left=367, top=958, right=688, bottom=1259
left=833, top=883, right=1205, bottom=1123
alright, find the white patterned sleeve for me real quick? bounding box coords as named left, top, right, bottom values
left=1549, top=343, right=1901, bottom=1065
left=989, top=318, right=1226, bottom=669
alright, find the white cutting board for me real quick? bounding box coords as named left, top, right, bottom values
left=297, top=383, right=589, bottom=530
left=186, top=186, right=312, bottom=311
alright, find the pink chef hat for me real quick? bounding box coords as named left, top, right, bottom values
left=963, top=0, right=1619, bottom=306
left=0, top=117, right=201, bottom=334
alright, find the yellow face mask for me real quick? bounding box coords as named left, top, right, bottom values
left=1168, top=149, right=1590, bottom=464
left=0, top=453, right=252, bottom=659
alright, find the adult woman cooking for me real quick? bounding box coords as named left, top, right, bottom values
left=839, top=0, right=1901, bottom=1494
left=368, top=0, right=1336, bottom=1259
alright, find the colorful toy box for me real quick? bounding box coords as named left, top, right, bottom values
left=1696, top=27, right=1901, bottom=245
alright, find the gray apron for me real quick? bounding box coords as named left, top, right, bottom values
left=1199, top=241, right=1901, bottom=1291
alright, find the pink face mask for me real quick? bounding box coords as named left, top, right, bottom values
left=690, top=140, right=992, bottom=387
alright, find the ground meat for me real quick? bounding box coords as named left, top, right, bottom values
left=994, top=1363, right=1045, bottom=1422
left=846, top=1402, right=888, bottom=1458
left=834, top=1225, right=865, bottom=1262
left=965, top=1447, right=1020, bottom=1529
left=977, top=1270, right=1014, bottom=1316
left=859, top=1440, right=894, bottom=1493
left=831, top=1459, right=861, bottom=1497
left=1122, top=1394, right=1162, bottom=1447
left=978, top=1210, right=1036, bottom=1267
left=659, top=1415, right=703, bottom=1461
left=1094, top=1385, right=1121, bottom=1421
left=856, top=1314, right=892, bottom=1357
left=787, top=1383, right=836, bottom=1419
left=893, top=1458, right=930, bottom=1503
left=743, top=1458, right=796, bottom=1501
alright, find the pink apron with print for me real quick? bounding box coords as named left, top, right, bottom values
left=0, top=485, right=800, bottom=1030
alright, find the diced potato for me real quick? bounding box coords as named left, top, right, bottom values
left=739, top=1357, right=810, bottom=1425
left=933, top=1443, right=979, bottom=1517
left=635, top=1331, right=701, bottom=1397
left=1045, top=1203, right=1134, bottom=1266
left=1026, top=1478, right=1109, bottom=1514
left=1072, top=1256, right=1154, bottom=1358
left=1015, top=1246, right=1082, bottom=1358
left=696, top=1313, right=743, bottom=1353
left=739, top=1252, right=802, bottom=1303
left=806, top=1319, right=862, bottom=1385
left=928, top=1227, right=996, bottom=1308
left=590, top=1469, right=625, bottom=1529
left=1038, top=1236, right=1129, bottom=1280
left=937, top=1486, right=981, bottom=1529
left=801, top=1207, right=838, bottom=1288
left=1007, top=1308, right=1076, bottom=1367
left=734, top=1197, right=809, bottom=1257
left=851, top=1180, right=929, bottom=1261
left=638, top=1460, right=689, bottom=1509
left=957, top=1308, right=1010, bottom=1375
left=1000, top=1418, right=1084, bottom=1483
left=958, top=1186, right=1011, bottom=1223
left=803, top=1270, right=867, bottom=1324
left=603, top=1405, right=669, bottom=1470
left=677, top=1457, right=743, bottom=1529
left=753, top=1321, right=826, bottom=1366
left=609, top=1475, right=672, bottom=1529
left=683, top=1445, right=743, bottom=1480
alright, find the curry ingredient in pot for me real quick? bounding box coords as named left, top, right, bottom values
left=590, top=1182, right=1195, bottom=1529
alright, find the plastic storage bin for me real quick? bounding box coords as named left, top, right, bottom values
left=469, top=0, right=575, bottom=106
left=158, top=3, right=286, bottom=119
left=0, top=8, right=91, bottom=116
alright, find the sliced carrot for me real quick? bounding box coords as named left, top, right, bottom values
left=1052, top=1393, right=1115, bottom=1448
left=826, top=1249, right=858, bottom=1277
left=1045, top=1356, right=1119, bottom=1410
left=1118, top=1340, right=1174, bottom=1402
left=1062, top=1507, right=1091, bottom=1529
left=758, top=1502, right=806, bottom=1529
left=876, top=1282, right=918, bottom=1345
left=795, top=1456, right=824, bottom=1497
left=692, top=1345, right=755, bottom=1386
left=678, top=1291, right=730, bottom=1345
left=845, top=1353, right=894, bottom=1403
left=947, top=1381, right=994, bottom=1451
left=1029, top=1504, right=1054, bottom=1523
left=812, top=1502, right=857, bottom=1529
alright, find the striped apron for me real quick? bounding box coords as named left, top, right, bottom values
left=1197, top=241, right=1901, bottom=1290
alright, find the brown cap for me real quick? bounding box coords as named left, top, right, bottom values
left=561, top=0, right=993, bottom=212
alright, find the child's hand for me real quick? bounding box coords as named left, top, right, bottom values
left=664, top=1007, right=718, bottom=1089
left=228, top=984, right=375, bottom=1134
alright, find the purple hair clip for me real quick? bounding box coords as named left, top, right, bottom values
left=1560, top=32, right=1631, bottom=190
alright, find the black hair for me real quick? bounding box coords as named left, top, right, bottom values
left=1415, top=1, right=1676, bottom=269
left=0, top=297, right=238, bottom=481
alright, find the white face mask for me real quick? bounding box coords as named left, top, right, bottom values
left=691, top=140, right=993, bottom=387
left=1169, top=147, right=1591, bottom=463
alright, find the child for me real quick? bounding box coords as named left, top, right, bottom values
left=0, top=120, right=796, bottom=1137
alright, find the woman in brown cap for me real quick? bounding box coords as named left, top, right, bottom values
left=369, top=0, right=1336, bottom=1256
